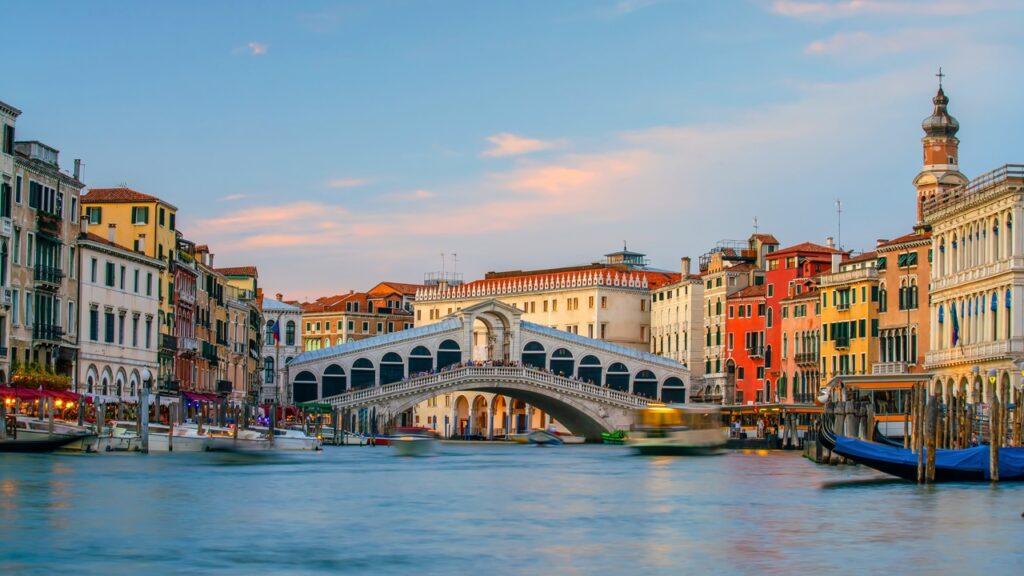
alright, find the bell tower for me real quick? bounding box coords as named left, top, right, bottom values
left=913, top=68, right=967, bottom=224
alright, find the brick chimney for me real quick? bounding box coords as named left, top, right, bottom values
left=276, top=293, right=283, bottom=301
left=681, top=256, right=691, bottom=276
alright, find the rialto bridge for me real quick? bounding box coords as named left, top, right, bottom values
left=285, top=300, right=691, bottom=440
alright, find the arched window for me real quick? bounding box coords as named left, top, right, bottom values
left=264, top=357, right=274, bottom=383
left=578, top=355, right=602, bottom=385
left=285, top=321, right=296, bottom=346
left=380, top=352, right=404, bottom=385
left=293, top=370, right=318, bottom=403
left=87, top=376, right=94, bottom=394
left=633, top=370, right=658, bottom=398
left=522, top=341, right=546, bottom=369
left=606, top=363, right=629, bottom=392
left=777, top=374, right=788, bottom=400
left=351, top=358, right=375, bottom=389
left=550, top=348, right=574, bottom=377
left=264, top=320, right=275, bottom=343
left=323, top=364, right=347, bottom=396
left=408, top=346, right=433, bottom=374
left=437, top=339, right=461, bottom=369
left=661, top=376, right=686, bottom=403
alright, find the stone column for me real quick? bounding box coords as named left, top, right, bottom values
left=487, top=398, right=494, bottom=440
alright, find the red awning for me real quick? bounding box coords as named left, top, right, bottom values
left=0, top=387, right=44, bottom=400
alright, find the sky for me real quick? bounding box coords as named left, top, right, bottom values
left=3, top=0, right=1023, bottom=300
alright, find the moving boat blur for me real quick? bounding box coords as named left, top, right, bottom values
left=630, top=404, right=728, bottom=456
left=390, top=426, right=438, bottom=456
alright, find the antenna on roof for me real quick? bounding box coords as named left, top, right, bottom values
left=835, top=198, right=843, bottom=250
left=451, top=252, right=458, bottom=277
left=753, top=216, right=759, bottom=234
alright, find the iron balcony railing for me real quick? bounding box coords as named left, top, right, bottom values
left=746, top=346, right=764, bottom=358
left=34, top=265, right=64, bottom=286
left=216, top=380, right=233, bottom=395
left=161, top=334, right=178, bottom=351
left=32, top=323, right=64, bottom=342
left=158, top=379, right=180, bottom=393
left=834, top=337, right=850, bottom=350
left=321, top=366, right=652, bottom=411
left=795, top=352, right=818, bottom=366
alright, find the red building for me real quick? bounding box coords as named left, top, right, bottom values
left=725, top=283, right=766, bottom=404
left=763, top=242, right=844, bottom=398
left=172, top=236, right=199, bottom=390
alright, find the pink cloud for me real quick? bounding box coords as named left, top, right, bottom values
left=771, top=0, right=1012, bottom=19
left=481, top=133, right=559, bottom=158
left=325, top=177, right=372, bottom=189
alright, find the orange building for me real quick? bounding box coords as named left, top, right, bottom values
left=778, top=278, right=822, bottom=404
left=301, top=281, right=421, bottom=351
left=725, top=283, right=767, bottom=404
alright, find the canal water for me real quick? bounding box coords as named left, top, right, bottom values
left=1, top=444, right=1022, bottom=575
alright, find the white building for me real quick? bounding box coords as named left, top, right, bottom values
left=0, top=98, right=20, bottom=382
left=76, top=233, right=163, bottom=400
left=261, top=293, right=303, bottom=403
left=650, top=256, right=704, bottom=382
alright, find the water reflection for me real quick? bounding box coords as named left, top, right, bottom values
left=1, top=445, right=1022, bottom=574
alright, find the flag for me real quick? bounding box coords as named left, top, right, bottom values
left=271, top=320, right=281, bottom=345
left=950, top=301, right=959, bottom=346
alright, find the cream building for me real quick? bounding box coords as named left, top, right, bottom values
left=650, top=256, right=704, bottom=380
left=923, top=164, right=1024, bottom=402
left=76, top=233, right=163, bottom=400
left=260, top=294, right=303, bottom=403
left=0, top=98, right=19, bottom=382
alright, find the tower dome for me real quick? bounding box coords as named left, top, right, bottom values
left=921, top=86, right=959, bottom=138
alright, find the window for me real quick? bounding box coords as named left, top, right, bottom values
left=71, top=197, right=78, bottom=223
left=145, top=317, right=152, bottom=348
left=131, top=206, right=149, bottom=224
left=132, top=315, right=139, bottom=347
left=104, top=311, right=115, bottom=343
left=347, top=320, right=354, bottom=331
left=285, top=321, right=296, bottom=346
left=159, top=207, right=165, bottom=227
left=118, top=313, right=125, bottom=345
left=89, top=308, right=99, bottom=341
left=133, top=269, right=139, bottom=292
left=105, top=262, right=115, bottom=287
left=169, top=212, right=176, bottom=231
left=1, top=123, right=13, bottom=155
left=601, top=296, right=607, bottom=309
left=362, top=321, right=369, bottom=332
left=146, top=272, right=153, bottom=296
left=89, top=257, right=98, bottom=283
left=11, top=289, right=19, bottom=326
left=119, top=265, right=126, bottom=289
left=86, top=206, right=102, bottom=224
left=767, top=285, right=774, bottom=298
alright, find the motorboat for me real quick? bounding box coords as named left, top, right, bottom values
left=249, top=426, right=322, bottom=451
left=96, top=423, right=141, bottom=452
left=601, top=430, right=628, bottom=445
left=629, top=404, right=729, bottom=456
left=527, top=429, right=563, bottom=446
left=819, top=414, right=1024, bottom=482
left=390, top=427, right=438, bottom=457
left=1, top=415, right=91, bottom=452
left=114, top=421, right=211, bottom=452
left=10, top=415, right=99, bottom=452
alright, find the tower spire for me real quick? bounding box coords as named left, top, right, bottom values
left=913, top=70, right=967, bottom=225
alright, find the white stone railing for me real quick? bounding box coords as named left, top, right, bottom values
left=321, top=365, right=652, bottom=410
left=931, top=259, right=1021, bottom=292
left=872, top=362, right=909, bottom=375
left=818, top=266, right=878, bottom=287
left=925, top=339, right=1024, bottom=366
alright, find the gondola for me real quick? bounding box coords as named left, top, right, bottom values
left=0, top=435, right=87, bottom=453
left=819, top=413, right=1024, bottom=482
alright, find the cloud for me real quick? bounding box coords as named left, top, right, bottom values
left=771, top=0, right=1014, bottom=19
left=220, top=193, right=248, bottom=201
left=244, top=42, right=268, bottom=56
left=385, top=189, right=436, bottom=201
left=325, top=177, right=372, bottom=189
left=608, top=0, right=665, bottom=15
left=481, top=133, right=560, bottom=158
left=804, top=28, right=960, bottom=58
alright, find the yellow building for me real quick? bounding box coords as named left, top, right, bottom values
left=81, top=188, right=177, bottom=316
left=818, top=252, right=880, bottom=381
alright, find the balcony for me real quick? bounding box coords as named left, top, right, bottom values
left=36, top=211, right=62, bottom=237
left=201, top=341, right=218, bottom=364
left=216, top=380, right=233, bottom=395
left=32, top=323, right=64, bottom=343
left=178, top=336, right=199, bottom=352
left=872, top=362, right=909, bottom=375
left=161, top=333, right=178, bottom=352
left=835, top=301, right=850, bottom=311
left=795, top=352, right=818, bottom=367
left=925, top=339, right=1024, bottom=368
left=0, top=216, right=11, bottom=237
left=158, top=379, right=180, bottom=393
left=834, top=338, right=850, bottom=350
left=746, top=346, right=764, bottom=358
left=34, top=265, right=64, bottom=288
left=0, top=346, right=7, bottom=359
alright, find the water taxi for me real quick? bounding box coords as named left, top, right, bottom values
left=629, top=404, right=728, bottom=456
left=390, top=426, right=438, bottom=456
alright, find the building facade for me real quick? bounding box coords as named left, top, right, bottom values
left=818, top=252, right=880, bottom=381
left=875, top=232, right=931, bottom=374
left=10, top=140, right=83, bottom=382
left=260, top=294, right=303, bottom=403
left=778, top=279, right=821, bottom=403
left=650, top=256, right=704, bottom=379
left=0, top=99, right=20, bottom=382
left=301, top=282, right=419, bottom=352
left=725, top=284, right=767, bottom=404
left=76, top=233, right=162, bottom=400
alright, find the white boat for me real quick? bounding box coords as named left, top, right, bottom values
left=390, top=427, right=437, bottom=456
left=629, top=404, right=729, bottom=456
left=527, top=429, right=563, bottom=445
left=12, top=415, right=98, bottom=452
left=250, top=426, right=322, bottom=451
left=114, top=421, right=211, bottom=452
left=200, top=425, right=275, bottom=452
left=96, top=424, right=141, bottom=452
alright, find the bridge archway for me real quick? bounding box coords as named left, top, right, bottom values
left=438, top=340, right=462, bottom=369
left=607, top=362, right=629, bottom=392
left=471, top=395, right=488, bottom=437
left=454, top=395, right=470, bottom=436
left=381, top=352, right=404, bottom=385
left=550, top=348, right=574, bottom=377
left=578, top=355, right=601, bottom=385
left=633, top=370, right=658, bottom=399
left=351, top=358, right=375, bottom=390
left=462, top=301, right=517, bottom=362
left=522, top=341, right=546, bottom=369
left=408, top=346, right=433, bottom=374
left=294, top=371, right=318, bottom=403
left=662, top=376, right=686, bottom=403
left=323, top=364, right=346, bottom=396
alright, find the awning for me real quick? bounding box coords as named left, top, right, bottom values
left=297, top=401, right=333, bottom=414
left=0, top=387, right=44, bottom=400
left=182, top=391, right=219, bottom=403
